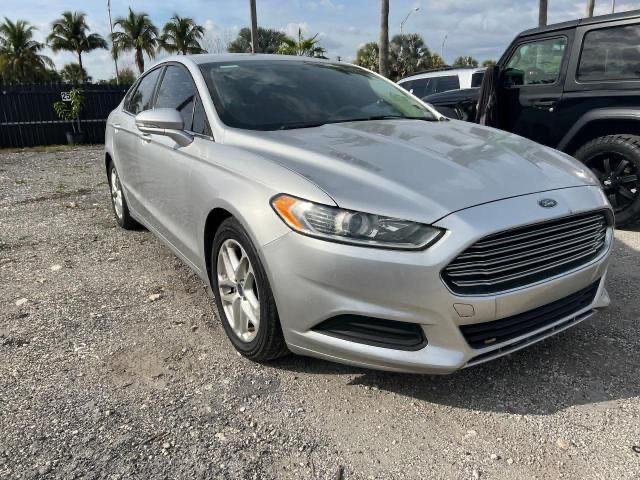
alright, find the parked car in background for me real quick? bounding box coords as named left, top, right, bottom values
left=424, top=10, right=640, bottom=225
left=105, top=54, right=612, bottom=374
left=398, top=67, right=486, bottom=98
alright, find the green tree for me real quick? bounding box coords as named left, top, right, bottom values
left=482, top=59, right=497, bottom=67
left=452, top=56, right=479, bottom=68
left=60, top=62, right=90, bottom=84
left=389, top=33, right=433, bottom=79
left=355, top=42, right=379, bottom=72
left=98, top=66, right=136, bottom=85
left=0, top=18, right=54, bottom=83
left=227, top=27, right=288, bottom=54
left=277, top=28, right=327, bottom=58
left=47, top=11, right=107, bottom=83
left=160, top=15, right=206, bottom=55
left=53, top=87, right=84, bottom=133
left=111, top=8, right=158, bottom=74
left=428, top=52, right=447, bottom=69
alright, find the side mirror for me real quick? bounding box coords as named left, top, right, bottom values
left=502, top=68, right=524, bottom=88
left=135, top=108, right=193, bottom=147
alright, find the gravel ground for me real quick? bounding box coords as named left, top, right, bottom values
left=1, top=145, right=639, bottom=480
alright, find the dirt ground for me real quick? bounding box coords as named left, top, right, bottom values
left=1, top=146, right=639, bottom=480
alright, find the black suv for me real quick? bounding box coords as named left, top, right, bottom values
left=418, top=10, right=640, bottom=225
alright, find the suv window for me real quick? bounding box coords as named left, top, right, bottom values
left=401, top=78, right=432, bottom=97
left=155, top=65, right=196, bottom=131
left=577, top=24, right=640, bottom=82
left=471, top=71, right=485, bottom=87
left=505, top=37, right=567, bottom=86
left=434, top=75, right=460, bottom=93
left=125, top=68, right=162, bottom=114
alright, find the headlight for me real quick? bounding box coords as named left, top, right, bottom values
left=271, top=194, right=444, bottom=250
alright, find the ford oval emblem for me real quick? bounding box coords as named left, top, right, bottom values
left=538, top=198, right=557, bottom=208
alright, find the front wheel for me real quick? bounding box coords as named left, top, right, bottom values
left=575, top=134, right=640, bottom=226
left=211, top=218, right=288, bottom=361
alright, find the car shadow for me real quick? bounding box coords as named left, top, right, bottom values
left=270, top=236, right=640, bottom=416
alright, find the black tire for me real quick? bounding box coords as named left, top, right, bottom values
left=107, top=161, right=140, bottom=230
left=574, top=134, right=640, bottom=227
left=211, top=217, right=288, bottom=361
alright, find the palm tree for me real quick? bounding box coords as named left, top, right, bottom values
left=482, top=59, right=497, bottom=67
left=586, top=0, right=595, bottom=17
left=48, top=11, right=107, bottom=83
left=227, top=27, right=288, bottom=54
left=0, top=18, right=54, bottom=83
left=160, top=15, right=206, bottom=55
left=355, top=42, right=379, bottom=72
left=379, top=0, right=390, bottom=78
left=389, top=33, right=431, bottom=79
left=452, top=56, right=479, bottom=68
left=60, top=62, right=90, bottom=84
left=111, top=8, right=158, bottom=74
left=539, top=0, right=548, bottom=26
left=277, top=28, right=327, bottom=58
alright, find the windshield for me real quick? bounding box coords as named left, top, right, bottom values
left=199, top=60, right=436, bottom=130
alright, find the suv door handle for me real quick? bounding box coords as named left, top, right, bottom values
left=140, top=132, right=151, bottom=143
left=530, top=99, right=556, bottom=112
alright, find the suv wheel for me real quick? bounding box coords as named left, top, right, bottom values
left=211, top=218, right=288, bottom=362
left=575, top=134, right=640, bottom=226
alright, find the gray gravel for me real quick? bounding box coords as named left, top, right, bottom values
left=1, top=146, right=639, bottom=480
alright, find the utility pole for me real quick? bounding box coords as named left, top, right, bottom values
left=107, top=0, right=119, bottom=84
left=539, top=0, right=548, bottom=26
left=612, top=0, right=616, bottom=13
left=586, top=0, right=595, bottom=17
left=249, top=0, right=258, bottom=53
left=379, top=0, right=389, bottom=78
left=441, top=33, right=448, bottom=63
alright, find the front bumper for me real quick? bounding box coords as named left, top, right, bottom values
left=262, top=186, right=613, bottom=374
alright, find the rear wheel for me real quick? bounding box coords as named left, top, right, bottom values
left=211, top=218, right=288, bottom=361
left=107, top=161, right=139, bottom=230
left=575, top=134, right=640, bottom=226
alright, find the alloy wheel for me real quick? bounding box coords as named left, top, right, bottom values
left=587, top=152, right=639, bottom=212
left=216, top=239, right=261, bottom=343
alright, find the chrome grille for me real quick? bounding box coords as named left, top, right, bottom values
left=442, top=211, right=610, bottom=295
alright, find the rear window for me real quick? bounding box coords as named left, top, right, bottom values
left=434, top=75, right=460, bottom=93
left=577, top=24, right=640, bottom=82
left=471, top=71, right=485, bottom=87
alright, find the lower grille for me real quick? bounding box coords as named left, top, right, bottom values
left=460, top=280, right=600, bottom=349
left=313, top=315, right=427, bottom=351
left=442, top=211, right=610, bottom=295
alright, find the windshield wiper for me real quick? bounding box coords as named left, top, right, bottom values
left=326, top=115, right=436, bottom=124
left=276, top=121, right=328, bottom=130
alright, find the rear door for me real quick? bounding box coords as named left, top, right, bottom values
left=500, top=33, right=573, bottom=146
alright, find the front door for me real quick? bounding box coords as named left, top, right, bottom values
left=500, top=34, right=572, bottom=146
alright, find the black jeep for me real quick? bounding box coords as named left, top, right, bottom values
left=418, top=10, right=640, bottom=225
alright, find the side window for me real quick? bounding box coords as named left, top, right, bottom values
left=471, top=71, right=485, bottom=87
left=433, top=75, right=460, bottom=93
left=192, top=95, right=212, bottom=136
left=155, top=65, right=196, bottom=130
left=505, top=37, right=567, bottom=86
left=125, top=68, right=162, bottom=114
left=402, top=78, right=433, bottom=98
left=578, top=24, right=640, bottom=82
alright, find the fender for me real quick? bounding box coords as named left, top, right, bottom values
left=557, top=108, right=640, bottom=151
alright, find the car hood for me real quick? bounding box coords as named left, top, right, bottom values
left=227, top=119, right=598, bottom=224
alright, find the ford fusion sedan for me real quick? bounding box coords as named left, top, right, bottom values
left=104, top=54, right=612, bottom=373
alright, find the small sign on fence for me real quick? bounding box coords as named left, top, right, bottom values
left=60, top=91, right=72, bottom=102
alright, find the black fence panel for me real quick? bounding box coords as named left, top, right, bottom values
left=0, top=83, right=131, bottom=148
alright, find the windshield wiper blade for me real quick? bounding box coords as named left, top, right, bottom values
left=276, top=121, right=327, bottom=130
left=326, top=115, right=436, bottom=124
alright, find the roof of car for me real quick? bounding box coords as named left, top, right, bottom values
left=519, top=8, right=640, bottom=37
left=398, top=67, right=486, bottom=84
left=185, top=53, right=333, bottom=65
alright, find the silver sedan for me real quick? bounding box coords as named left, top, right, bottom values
left=105, top=54, right=613, bottom=373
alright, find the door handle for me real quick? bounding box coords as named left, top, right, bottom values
left=530, top=99, right=556, bottom=112
left=140, top=132, right=151, bottom=143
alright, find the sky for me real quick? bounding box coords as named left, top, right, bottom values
left=2, top=0, right=639, bottom=80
